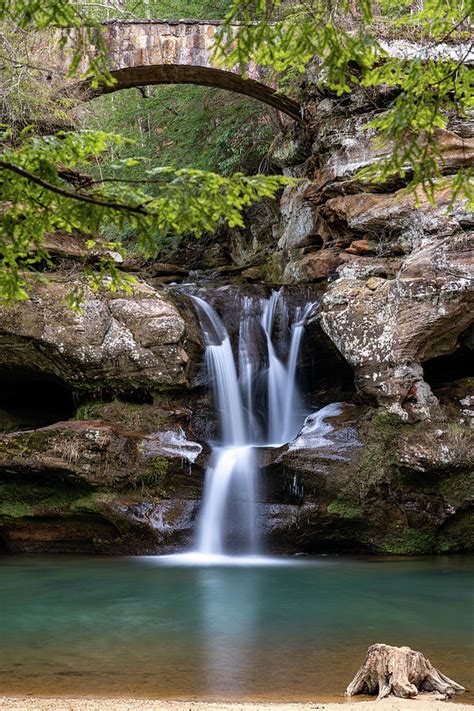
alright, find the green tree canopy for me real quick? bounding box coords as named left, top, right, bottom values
left=0, top=0, right=289, bottom=306
left=215, top=0, right=473, bottom=203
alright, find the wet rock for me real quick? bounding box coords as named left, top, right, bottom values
left=0, top=419, right=204, bottom=489
left=0, top=515, right=126, bottom=555
left=0, top=498, right=200, bottom=554
left=260, top=404, right=473, bottom=554
left=0, top=418, right=204, bottom=554
left=289, top=402, right=360, bottom=453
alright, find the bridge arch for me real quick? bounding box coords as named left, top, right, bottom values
left=86, top=64, right=301, bottom=120
left=73, top=20, right=301, bottom=120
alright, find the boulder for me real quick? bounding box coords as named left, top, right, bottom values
left=319, top=232, right=474, bottom=420
left=0, top=275, right=201, bottom=394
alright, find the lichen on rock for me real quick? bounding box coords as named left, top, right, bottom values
left=0, top=274, right=201, bottom=395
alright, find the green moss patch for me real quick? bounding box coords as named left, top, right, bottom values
left=0, top=501, right=33, bottom=518
left=376, top=527, right=437, bottom=555
left=74, top=398, right=174, bottom=433
left=133, top=457, right=173, bottom=496
left=327, top=500, right=363, bottom=518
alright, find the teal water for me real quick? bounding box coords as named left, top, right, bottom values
left=0, top=555, right=472, bottom=701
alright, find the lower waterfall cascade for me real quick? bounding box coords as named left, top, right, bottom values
left=189, top=289, right=316, bottom=559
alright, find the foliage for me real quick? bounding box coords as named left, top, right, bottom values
left=0, top=0, right=113, bottom=87
left=0, top=0, right=290, bottom=305
left=90, top=85, right=276, bottom=178
left=0, top=128, right=291, bottom=306
left=74, top=402, right=99, bottom=421
left=0, top=24, right=77, bottom=135
left=81, top=0, right=232, bottom=20
left=327, top=500, right=363, bottom=518
left=215, top=0, right=474, bottom=204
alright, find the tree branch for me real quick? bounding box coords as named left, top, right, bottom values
left=0, top=160, right=149, bottom=215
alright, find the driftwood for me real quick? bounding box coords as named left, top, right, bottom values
left=346, top=644, right=466, bottom=700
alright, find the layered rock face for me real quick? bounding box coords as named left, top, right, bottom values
left=269, top=82, right=474, bottom=422
left=0, top=275, right=205, bottom=553
left=0, top=417, right=204, bottom=554
left=1, top=63, right=472, bottom=556
left=260, top=400, right=473, bottom=554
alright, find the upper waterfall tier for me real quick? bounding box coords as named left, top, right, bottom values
left=192, top=288, right=316, bottom=448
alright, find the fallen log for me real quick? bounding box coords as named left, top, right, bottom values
left=346, top=643, right=466, bottom=700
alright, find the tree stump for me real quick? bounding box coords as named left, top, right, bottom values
left=346, top=644, right=466, bottom=700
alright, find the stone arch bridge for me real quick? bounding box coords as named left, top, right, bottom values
left=72, top=20, right=301, bottom=120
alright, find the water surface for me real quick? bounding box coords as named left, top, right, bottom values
left=0, top=555, right=472, bottom=701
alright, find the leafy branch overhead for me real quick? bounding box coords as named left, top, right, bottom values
left=1, top=129, right=291, bottom=305
left=214, top=0, right=473, bottom=202
left=0, top=0, right=291, bottom=305
left=1, top=0, right=473, bottom=307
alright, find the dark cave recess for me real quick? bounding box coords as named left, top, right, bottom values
left=0, top=369, right=76, bottom=432
left=423, top=342, right=473, bottom=389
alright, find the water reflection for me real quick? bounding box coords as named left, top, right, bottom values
left=197, top=566, right=261, bottom=696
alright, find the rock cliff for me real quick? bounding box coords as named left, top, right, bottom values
left=269, top=82, right=473, bottom=421
left=0, top=69, right=472, bottom=556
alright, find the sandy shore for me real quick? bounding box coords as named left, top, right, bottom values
left=0, top=699, right=472, bottom=711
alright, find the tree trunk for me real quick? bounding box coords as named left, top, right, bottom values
left=346, top=644, right=466, bottom=700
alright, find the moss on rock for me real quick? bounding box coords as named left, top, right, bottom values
left=0, top=501, right=33, bottom=518
left=375, top=528, right=438, bottom=555
left=326, top=500, right=363, bottom=518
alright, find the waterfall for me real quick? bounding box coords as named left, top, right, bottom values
left=260, top=292, right=288, bottom=445
left=191, top=290, right=312, bottom=558
left=192, top=296, right=245, bottom=445
left=192, top=296, right=256, bottom=556
left=197, top=446, right=256, bottom=555
left=280, top=303, right=314, bottom=443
